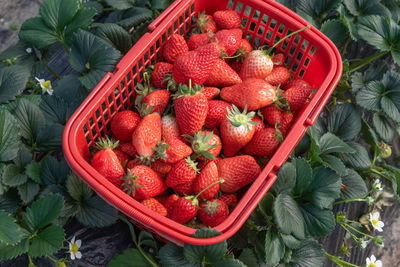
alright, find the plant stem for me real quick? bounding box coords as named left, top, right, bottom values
left=342, top=36, right=351, bottom=56
left=344, top=222, right=375, bottom=239
left=46, top=65, right=61, bottom=80
left=46, top=255, right=58, bottom=263
left=266, top=25, right=311, bottom=54
left=370, top=168, right=392, bottom=181
left=333, top=190, right=373, bottom=205
left=325, top=252, right=360, bottom=267
left=349, top=51, right=388, bottom=74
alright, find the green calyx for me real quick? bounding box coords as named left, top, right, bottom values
left=274, top=124, right=284, bottom=142
left=176, top=79, right=203, bottom=97
left=153, top=139, right=170, bottom=161
left=203, top=199, right=221, bottom=215
left=163, top=74, right=177, bottom=92
left=226, top=104, right=258, bottom=130
left=193, top=11, right=209, bottom=33
left=186, top=178, right=225, bottom=206
left=184, top=131, right=217, bottom=161
left=185, top=157, right=199, bottom=173
left=273, top=88, right=291, bottom=112
left=121, top=169, right=143, bottom=197
left=95, top=137, right=119, bottom=150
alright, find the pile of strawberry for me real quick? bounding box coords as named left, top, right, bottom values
left=91, top=10, right=313, bottom=228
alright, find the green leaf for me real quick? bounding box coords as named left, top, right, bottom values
left=28, top=224, right=65, bottom=258
left=74, top=196, right=118, bottom=227
left=104, top=0, right=136, bottom=10
left=2, top=164, right=27, bottom=186
left=14, top=145, right=32, bottom=168
left=151, top=0, right=172, bottom=10
left=214, top=259, right=247, bottom=267
left=351, top=61, right=388, bottom=93
left=40, top=95, right=68, bottom=125
left=41, top=156, right=70, bottom=185
left=184, top=228, right=227, bottom=263
left=265, top=228, right=285, bottom=266
left=340, top=168, right=368, bottom=200
left=118, top=7, right=153, bottom=29
left=159, top=242, right=198, bottom=267
left=356, top=81, right=385, bottom=111
left=361, top=118, right=379, bottom=149
left=273, top=193, right=305, bottom=239
left=18, top=181, right=40, bottom=204
left=96, top=23, right=133, bottom=54
left=64, top=8, right=96, bottom=41
left=292, top=157, right=313, bottom=196
left=320, top=19, right=347, bottom=47
left=0, top=41, right=37, bottom=69
left=24, top=193, right=64, bottom=231
left=0, top=189, right=20, bottom=213
left=381, top=96, right=400, bottom=124
left=344, top=0, right=390, bottom=17
left=299, top=203, right=335, bottom=237
left=69, top=29, right=121, bottom=89
left=14, top=98, right=45, bottom=142
left=0, top=231, right=29, bottom=261
left=327, top=103, right=361, bottom=141
left=357, top=16, right=400, bottom=65
left=307, top=167, right=341, bottom=209
left=258, top=192, right=274, bottom=217
left=289, top=239, right=325, bottom=267
left=19, top=17, right=59, bottom=49
left=40, top=0, right=78, bottom=31
left=280, top=234, right=301, bottom=249
left=53, top=75, right=88, bottom=102
left=296, top=0, right=341, bottom=27
left=35, top=122, right=64, bottom=151
left=372, top=113, right=394, bottom=142
left=25, top=162, right=42, bottom=184
left=320, top=154, right=348, bottom=176
left=338, top=142, right=371, bottom=170
left=109, top=248, right=153, bottom=267
left=66, top=173, right=93, bottom=201
left=271, top=162, right=296, bottom=194
left=0, top=210, right=23, bottom=245
left=238, top=248, right=258, bottom=267
left=0, top=66, right=30, bottom=104
left=319, top=132, right=355, bottom=155
left=248, top=230, right=266, bottom=263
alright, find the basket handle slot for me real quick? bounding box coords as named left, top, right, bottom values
left=148, top=0, right=185, bottom=32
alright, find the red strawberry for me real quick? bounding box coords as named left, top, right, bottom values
left=151, top=62, right=173, bottom=88
left=131, top=112, right=161, bottom=160
left=113, top=150, right=130, bottom=169
left=165, top=194, right=180, bottom=216
left=119, top=142, right=137, bottom=158
left=161, top=115, right=182, bottom=141
left=260, top=105, right=292, bottom=135
left=240, top=50, right=273, bottom=79
left=280, top=111, right=294, bottom=135
left=141, top=89, right=171, bottom=115
left=212, top=29, right=243, bottom=57
left=92, top=138, right=125, bottom=188
left=218, top=155, right=261, bottom=193
left=193, top=12, right=218, bottom=33
left=284, top=78, right=310, bottom=90
left=150, top=159, right=172, bottom=175
left=126, top=159, right=140, bottom=169
left=220, top=78, right=276, bottom=110
left=198, top=156, right=222, bottom=170
left=110, top=110, right=140, bottom=142
left=166, top=157, right=198, bottom=188
left=173, top=43, right=220, bottom=86
left=198, top=199, right=229, bottom=227
left=202, top=87, right=220, bottom=100
left=243, top=127, right=282, bottom=156
left=204, top=58, right=242, bottom=87
left=218, top=193, right=237, bottom=206
left=237, top=39, right=252, bottom=55
left=282, top=85, right=314, bottom=111
left=228, top=60, right=242, bottom=73
left=193, top=161, right=220, bottom=200
left=220, top=105, right=257, bottom=156
left=187, top=33, right=211, bottom=50
left=169, top=196, right=199, bottom=224
left=163, top=34, right=189, bottom=63
left=174, top=182, right=194, bottom=195
left=141, top=198, right=167, bottom=217
left=204, top=100, right=231, bottom=129
left=272, top=53, right=285, bottom=66
left=252, top=115, right=266, bottom=134
left=155, top=194, right=169, bottom=205
left=186, top=130, right=221, bottom=161
left=174, top=82, right=208, bottom=136
left=264, top=66, right=291, bottom=86
left=122, top=165, right=167, bottom=200
left=154, top=138, right=192, bottom=164
left=213, top=10, right=241, bottom=29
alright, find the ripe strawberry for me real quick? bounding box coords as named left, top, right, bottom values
left=264, top=66, right=291, bottom=86
left=165, top=194, right=180, bottom=216
left=141, top=198, right=167, bottom=217
left=212, top=29, right=243, bottom=57
left=218, top=155, right=261, bottom=193
left=92, top=138, right=125, bottom=188
left=272, top=53, right=285, bottom=66
left=126, top=159, right=140, bottom=169
left=131, top=112, right=161, bottom=160
left=220, top=105, right=257, bottom=156
left=240, top=50, right=273, bottom=79
left=174, top=82, right=208, bottom=135
left=161, top=114, right=182, bottom=141
left=169, top=196, right=199, bottom=224
left=198, top=199, right=229, bottom=227
left=284, top=78, right=310, bottom=90
left=151, top=62, right=173, bottom=88
left=228, top=60, right=242, bottom=73
left=173, top=43, right=220, bottom=85
left=220, top=78, right=276, bottom=110
left=193, top=12, right=218, bottom=33
left=186, top=130, right=221, bottom=161
left=163, top=34, right=189, bottom=63
left=218, top=193, right=237, bottom=206
left=204, top=100, right=231, bottom=129
left=237, top=39, right=252, bottom=55
left=141, top=89, right=171, bottom=115
left=174, top=182, right=194, bottom=195
left=119, top=142, right=137, bottom=158
left=202, top=86, right=220, bottom=100
left=187, top=33, right=211, bottom=50
left=204, top=58, right=242, bottom=87
left=150, top=159, right=172, bottom=175
left=281, top=112, right=294, bottom=135
left=122, top=165, right=167, bottom=200
left=282, top=85, right=314, bottom=111
left=155, top=194, right=169, bottom=205
left=113, top=149, right=130, bottom=169
left=193, top=161, right=220, bottom=200
left=260, top=105, right=292, bottom=135
left=252, top=115, right=266, bottom=134
left=166, top=157, right=198, bottom=188
left=243, top=127, right=282, bottom=156
left=197, top=156, right=222, bottom=170
left=110, top=110, right=141, bottom=141
left=213, top=10, right=241, bottom=29
left=154, top=138, right=192, bottom=164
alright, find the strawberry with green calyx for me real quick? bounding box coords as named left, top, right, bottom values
left=205, top=100, right=231, bottom=129
left=135, top=72, right=156, bottom=107
left=126, top=159, right=141, bottom=170
left=260, top=104, right=293, bottom=135
left=243, top=126, right=283, bottom=156
left=165, top=194, right=180, bottom=217
left=184, top=130, right=221, bottom=161
left=122, top=165, right=167, bottom=200
left=169, top=178, right=224, bottom=224
left=163, top=34, right=189, bottom=63
left=151, top=62, right=173, bottom=89
left=213, top=10, right=241, bottom=29
left=212, top=28, right=243, bottom=57
left=141, top=198, right=168, bottom=217
left=272, top=53, right=285, bottom=66
left=284, top=78, right=310, bottom=90
left=193, top=161, right=220, bottom=200
left=192, top=11, right=218, bottom=34
left=113, top=150, right=130, bottom=170
left=166, top=157, right=198, bottom=189
left=252, top=115, right=266, bottom=134
left=110, top=110, right=141, bottom=142
left=198, top=156, right=222, bottom=170
left=161, top=114, right=182, bottom=141
left=204, top=58, right=242, bottom=87
left=220, top=104, right=258, bottom=157
left=202, top=86, right=220, bottom=100
left=153, top=138, right=192, bottom=164
left=92, top=137, right=125, bottom=188
left=198, top=199, right=229, bottom=227
left=174, top=80, right=208, bottom=136
left=282, top=85, right=314, bottom=112
left=140, top=89, right=171, bottom=116
left=240, top=26, right=310, bottom=79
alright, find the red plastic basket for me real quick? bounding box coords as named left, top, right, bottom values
left=63, top=0, right=342, bottom=246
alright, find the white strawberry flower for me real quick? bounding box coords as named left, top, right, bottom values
left=68, top=236, right=82, bottom=260
left=361, top=240, right=368, bottom=249
left=35, top=77, right=53, bottom=95
left=373, top=179, right=383, bottom=191
left=366, top=255, right=382, bottom=267
left=369, top=212, right=384, bottom=232
left=26, top=48, right=32, bottom=54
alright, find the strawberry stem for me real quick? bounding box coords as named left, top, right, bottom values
left=194, top=178, right=224, bottom=199
left=95, top=137, right=119, bottom=150
left=266, top=25, right=311, bottom=55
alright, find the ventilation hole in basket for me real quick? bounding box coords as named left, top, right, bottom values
left=294, top=35, right=301, bottom=44
left=167, top=27, right=172, bottom=37
left=310, top=46, right=316, bottom=55
left=143, top=52, right=149, bottom=63
left=246, top=33, right=253, bottom=43
left=228, top=0, right=234, bottom=8
left=302, top=39, right=309, bottom=50
left=292, top=62, right=299, bottom=72
left=274, top=35, right=281, bottom=45
left=270, top=19, right=277, bottom=29
left=258, top=25, right=265, bottom=36
left=236, top=2, right=243, bottom=12
left=289, top=46, right=296, bottom=56
left=297, top=51, right=304, bottom=61
left=278, top=24, right=285, bottom=34
left=304, top=57, right=310, bottom=67
left=285, top=56, right=291, bottom=66
left=250, top=21, right=256, bottom=32
left=254, top=37, right=261, bottom=47
left=299, top=69, right=305, bottom=78
left=244, top=5, right=252, bottom=16
left=262, top=14, right=268, bottom=24
left=174, top=21, right=179, bottom=32
left=241, top=17, right=248, bottom=28
left=254, top=10, right=261, bottom=20
left=266, top=30, right=273, bottom=41
left=281, top=40, right=289, bottom=51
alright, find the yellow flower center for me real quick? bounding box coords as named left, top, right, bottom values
left=70, top=243, right=79, bottom=254
left=369, top=263, right=377, bottom=267
left=42, top=80, right=51, bottom=90
left=372, top=219, right=378, bottom=227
